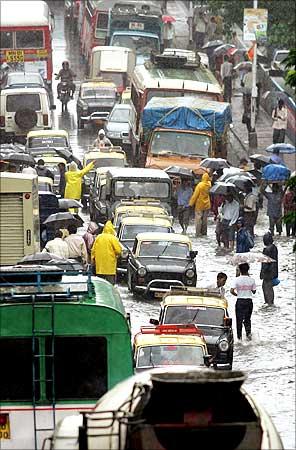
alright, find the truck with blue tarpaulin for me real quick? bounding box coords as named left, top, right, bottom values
left=139, top=96, right=232, bottom=170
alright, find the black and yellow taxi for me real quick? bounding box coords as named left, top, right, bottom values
left=150, top=288, right=234, bottom=370
left=133, top=324, right=210, bottom=372
left=113, top=199, right=169, bottom=231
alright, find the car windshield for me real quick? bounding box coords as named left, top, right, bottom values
left=275, top=52, right=288, bottom=63
left=109, top=108, right=131, bottom=123
left=121, top=225, right=170, bottom=241
left=87, top=158, right=124, bottom=168
left=164, top=306, right=225, bottom=328
left=139, top=241, right=189, bottom=258
left=100, top=72, right=124, bottom=87
left=150, top=131, right=211, bottom=158
left=112, top=35, right=159, bottom=55
left=114, top=181, right=169, bottom=199
left=137, top=345, right=204, bottom=368
left=81, top=88, right=116, bottom=99
left=29, top=137, right=67, bottom=148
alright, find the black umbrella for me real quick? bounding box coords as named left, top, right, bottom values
left=46, top=258, right=83, bottom=271
left=72, top=213, right=84, bottom=227
left=6, top=152, right=35, bottom=166
left=165, top=166, right=194, bottom=178
left=18, top=252, right=65, bottom=264
left=213, top=44, right=235, bottom=57
left=210, top=182, right=236, bottom=195
left=58, top=199, right=83, bottom=210
left=200, top=158, right=230, bottom=170
left=202, top=40, right=224, bottom=50
left=43, top=211, right=76, bottom=225
left=249, top=154, right=270, bottom=166
left=226, top=175, right=255, bottom=191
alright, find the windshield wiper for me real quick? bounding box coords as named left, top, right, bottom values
left=157, top=243, right=170, bottom=259
left=149, top=350, right=155, bottom=368
left=188, top=309, right=199, bottom=324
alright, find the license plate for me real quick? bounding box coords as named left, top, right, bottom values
left=122, top=139, right=130, bottom=144
left=0, top=414, right=10, bottom=439
left=5, top=50, right=24, bottom=62
left=129, top=22, right=144, bottom=30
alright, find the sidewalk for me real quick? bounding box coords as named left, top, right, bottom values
left=167, top=1, right=295, bottom=171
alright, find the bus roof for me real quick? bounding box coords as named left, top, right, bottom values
left=0, top=1, right=51, bottom=27
left=132, top=63, right=222, bottom=94
left=0, top=173, right=37, bottom=192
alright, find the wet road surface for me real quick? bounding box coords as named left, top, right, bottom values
left=48, top=3, right=295, bottom=447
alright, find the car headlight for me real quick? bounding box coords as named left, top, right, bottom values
left=185, top=268, right=195, bottom=279
left=218, top=340, right=229, bottom=352
left=82, top=106, right=88, bottom=111
left=137, top=267, right=147, bottom=277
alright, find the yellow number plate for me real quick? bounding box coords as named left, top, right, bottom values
left=5, top=50, right=24, bottom=62
left=0, top=415, right=10, bottom=439
left=37, top=49, right=48, bottom=57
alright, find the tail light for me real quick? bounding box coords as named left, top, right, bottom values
left=0, top=116, right=5, bottom=127
left=43, top=114, right=48, bottom=126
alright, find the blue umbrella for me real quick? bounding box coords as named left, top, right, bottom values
left=265, top=143, right=296, bottom=154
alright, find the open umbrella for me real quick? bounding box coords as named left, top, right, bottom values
left=6, top=152, right=35, bottom=166
left=165, top=166, right=194, bottom=178
left=249, top=154, right=270, bottom=166
left=162, top=15, right=176, bottom=23
left=200, top=158, right=230, bottom=170
left=213, top=44, right=235, bottom=57
left=46, top=258, right=83, bottom=271
left=226, top=175, right=255, bottom=191
left=202, top=40, right=224, bottom=50
left=265, top=143, right=296, bottom=154
left=210, top=182, right=236, bottom=195
left=234, top=61, right=252, bottom=71
left=58, top=199, right=83, bottom=210
left=18, top=252, right=65, bottom=264
left=43, top=211, right=76, bottom=225
left=228, top=252, right=276, bottom=266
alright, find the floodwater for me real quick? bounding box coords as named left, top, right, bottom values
left=49, top=3, right=295, bottom=448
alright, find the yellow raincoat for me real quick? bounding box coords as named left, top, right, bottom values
left=91, top=221, right=122, bottom=275
left=189, top=172, right=211, bottom=211
left=64, top=161, right=94, bottom=200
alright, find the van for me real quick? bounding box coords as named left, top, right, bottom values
left=0, top=173, right=40, bottom=265
left=0, top=86, right=54, bottom=144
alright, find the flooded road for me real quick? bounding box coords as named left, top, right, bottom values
left=49, top=3, right=295, bottom=448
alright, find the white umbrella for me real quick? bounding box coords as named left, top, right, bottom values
left=227, top=252, right=276, bottom=266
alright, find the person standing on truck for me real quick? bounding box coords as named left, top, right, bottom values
left=64, top=161, right=94, bottom=201
left=189, top=172, right=211, bottom=237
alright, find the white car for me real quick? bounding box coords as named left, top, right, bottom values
left=0, top=87, right=54, bottom=144
left=271, top=50, right=289, bottom=72
left=105, top=103, right=136, bottom=149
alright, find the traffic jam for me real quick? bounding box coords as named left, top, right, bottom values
left=0, top=1, right=295, bottom=449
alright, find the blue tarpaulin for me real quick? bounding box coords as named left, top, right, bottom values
left=142, top=97, right=232, bottom=137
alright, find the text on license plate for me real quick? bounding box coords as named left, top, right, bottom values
left=0, top=414, right=10, bottom=439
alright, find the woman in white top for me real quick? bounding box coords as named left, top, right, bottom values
left=272, top=99, right=288, bottom=144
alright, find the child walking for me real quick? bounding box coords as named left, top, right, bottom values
left=230, top=263, right=256, bottom=341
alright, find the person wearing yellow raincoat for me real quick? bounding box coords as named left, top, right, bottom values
left=64, top=161, right=94, bottom=200
left=91, top=221, right=122, bottom=284
left=189, top=171, right=211, bottom=237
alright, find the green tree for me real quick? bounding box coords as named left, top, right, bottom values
left=282, top=48, right=296, bottom=88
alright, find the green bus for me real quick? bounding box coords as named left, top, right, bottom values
left=0, top=266, right=133, bottom=450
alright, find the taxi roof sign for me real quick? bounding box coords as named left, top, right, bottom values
left=140, top=324, right=203, bottom=336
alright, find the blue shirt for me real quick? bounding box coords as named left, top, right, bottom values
left=177, top=186, right=193, bottom=207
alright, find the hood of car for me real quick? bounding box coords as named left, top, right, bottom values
left=106, top=121, right=130, bottom=133
left=137, top=257, right=192, bottom=272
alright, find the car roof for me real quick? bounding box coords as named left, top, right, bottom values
left=120, top=216, right=172, bottom=226
left=81, top=80, right=117, bottom=88
left=27, top=130, right=69, bottom=138
left=1, top=87, right=47, bottom=95
left=136, top=232, right=191, bottom=243
left=84, top=151, right=125, bottom=160
left=35, top=156, right=67, bottom=164
left=7, top=72, right=43, bottom=81
left=162, top=295, right=228, bottom=309
left=115, top=204, right=164, bottom=213
left=104, top=167, right=170, bottom=179
left=134, top=333, right=206, bottom=347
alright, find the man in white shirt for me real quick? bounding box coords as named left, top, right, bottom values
left=220, top=194, right=240, bottom=250
left=230, top=263, right=256, bottom=341
left=65, top=224, right=88, bottom=267
left=43, top=230, right=70, bottom=259
left=243, top=184, right=257, bottom=237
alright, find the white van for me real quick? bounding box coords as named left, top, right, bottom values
left=0, top=86, right=54, bottom=143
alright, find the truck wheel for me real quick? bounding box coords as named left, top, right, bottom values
left=15, top=108, right=37, bottom=130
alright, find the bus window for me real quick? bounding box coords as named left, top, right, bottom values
left=95, top=12, right=108, bottom=39
left=46, top=337, right=107, bottom=400
left=15, top=30, right=44, bottom=48
left=0, top=31, right=13, bottom=48
left=0, top=338, right=40, bottom=401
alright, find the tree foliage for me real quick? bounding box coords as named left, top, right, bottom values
left=194, top=0, right=296, bottom=49
left=282, top=48, right=296, bottom=88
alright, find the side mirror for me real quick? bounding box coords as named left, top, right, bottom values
left=203, top=354, right=212, bottom=367
left=224, top=317, right=232, bottom=327
left=189, top=250, right=198, bottom=260
left=149, top=318, right=159, bottom=325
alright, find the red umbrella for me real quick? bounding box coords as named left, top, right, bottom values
left=162, top=15, right=176, bottom=23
